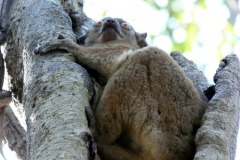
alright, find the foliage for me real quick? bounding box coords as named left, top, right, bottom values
left=143, top=0, right=237, bottom=62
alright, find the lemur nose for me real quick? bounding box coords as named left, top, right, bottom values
left=106, top=18, right=116, bottom=24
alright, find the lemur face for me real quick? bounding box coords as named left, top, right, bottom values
left=79, top=17, right=147, bottom=48
left=93, top=17, right=134, bottom=43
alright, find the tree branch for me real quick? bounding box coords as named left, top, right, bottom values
left=4, top=106, right=26, bottom=160
left=194, top=54, right=240, bottom=160
left=170, top=51, right=210, bottom=92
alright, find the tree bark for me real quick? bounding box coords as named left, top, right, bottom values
left=194, top=54, right=240, bottom=160
left=5, top=0, right=96, bottom=160
left=4, top=106, right=27, bottom=160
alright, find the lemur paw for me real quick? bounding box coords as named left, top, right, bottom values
left=34, top=36, right=74, bottom=55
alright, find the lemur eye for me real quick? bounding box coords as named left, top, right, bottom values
left=121, top=23, right=132, bottom=31
left=94, top=21, right=103, bottom=27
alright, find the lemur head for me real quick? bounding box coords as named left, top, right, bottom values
left=78, top=17, right=147, bottom=48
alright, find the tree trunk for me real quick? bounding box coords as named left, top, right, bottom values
left=5, top=0, right=96, bottom=159
left=3, top=0, right=240, bottom=160
left=194, top=54, right=240, bottom=160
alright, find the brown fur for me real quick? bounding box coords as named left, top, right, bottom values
left=96, top=47, right=206, bottom=160
left=35, top=17, right=207, bottom=160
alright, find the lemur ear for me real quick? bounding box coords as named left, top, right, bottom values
left=77, top=25, right=89, bottom=44
left=136, top=32, right=148, bottom=48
